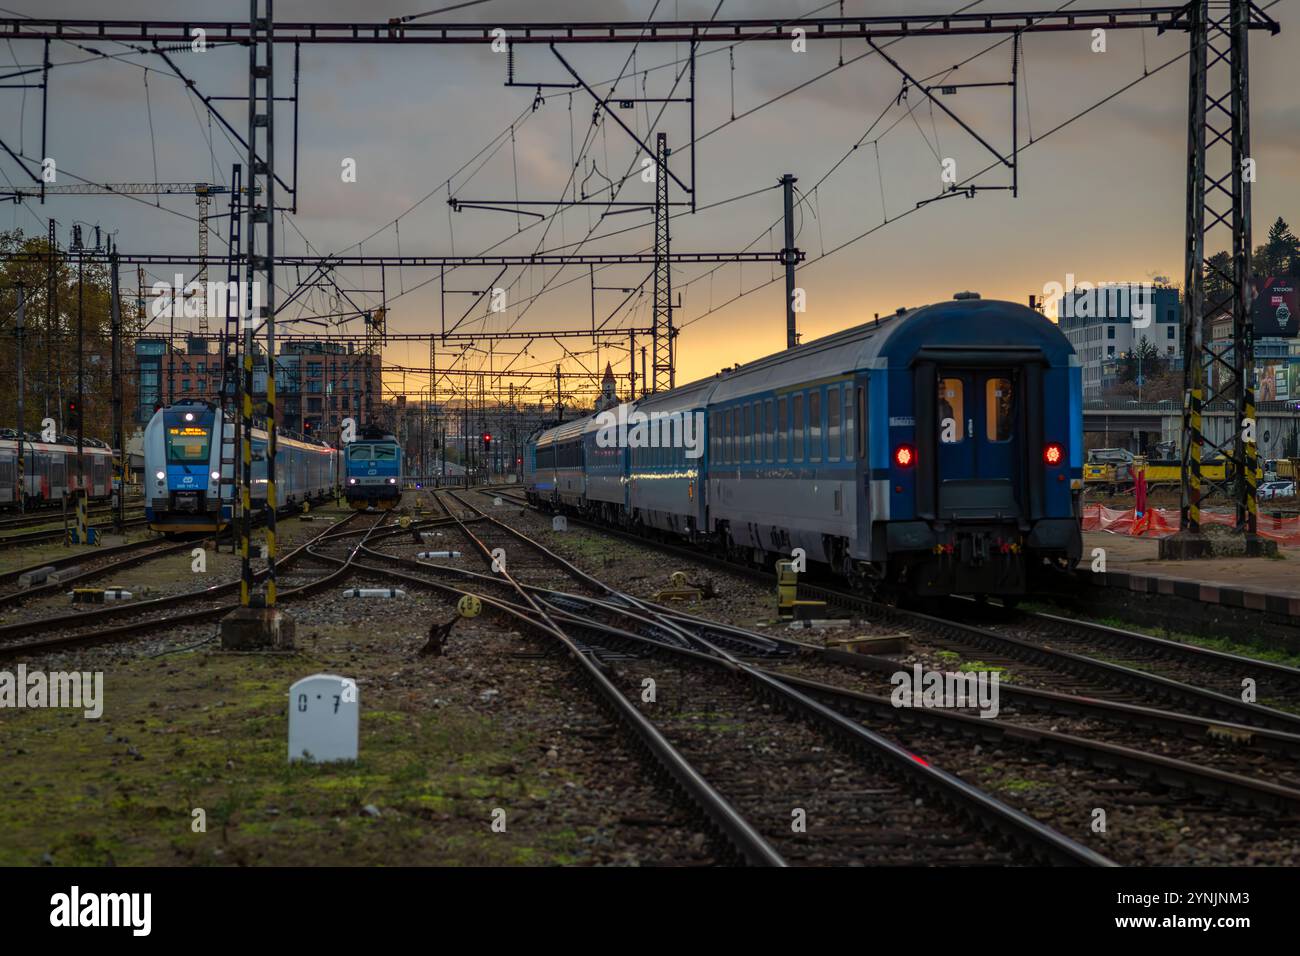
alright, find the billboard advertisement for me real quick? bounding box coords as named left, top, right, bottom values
left=1253, top=276, right=1299, bottom=337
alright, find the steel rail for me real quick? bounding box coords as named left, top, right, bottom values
left=0, top=538, right=197, bottom=609
left=0, top=512, right=366, bottom=653
left=803, top=588, right=1300, bottom=736
left=483, top=489, right=1300, bottom=736
left=357, top=549, right=1112, bottom=866
left=484, top=487, right=1300, bottom=759
left=423, top=492, right=786, bottom=866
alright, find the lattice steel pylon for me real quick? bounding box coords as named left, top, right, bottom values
left=241, top=0, right=279, bottom=606
left=651, top=132, right=673, bottom=393
left=365, top=305, right=386, bottom=423
left=1169, top=0, right=1277, bottom=557
left=194, top=189, right=211, bottom=334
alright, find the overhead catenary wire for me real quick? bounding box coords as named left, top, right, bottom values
left=676, top=31, right=1208, bottom=336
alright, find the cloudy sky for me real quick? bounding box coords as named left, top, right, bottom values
left=1, top=0, right=1296, bottom=405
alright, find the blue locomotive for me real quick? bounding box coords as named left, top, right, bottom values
left=143, top=400, right=338, bottom=533
left=343, top=426, right=403, bottom=510
left=526, top=295, right=1082, bottom=598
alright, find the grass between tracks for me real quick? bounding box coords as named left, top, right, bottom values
left=0, top=623, right=581, bottom=867
left=1020, top=603, right=1300, bottom=670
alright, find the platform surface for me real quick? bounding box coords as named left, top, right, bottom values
left=1084, top=531, right=1300, bottom=605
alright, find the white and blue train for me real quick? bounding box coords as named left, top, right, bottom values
left=143, top=400, right=339, bottom=534
left=525, top=295, right=1083, bottom=598
left=343, top=426, right=403, bottom=511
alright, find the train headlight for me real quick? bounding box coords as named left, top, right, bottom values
left=155, top=470, right=165, bottom=481
left=894, top=445, right=916, bottom=468
left=388, top=477, right=397, bottom=484
left=349, top=477, right=357, bottom=485
left=211, top=471, right=221, bottom=481
left=1044, top=443, right=1063, bottom=466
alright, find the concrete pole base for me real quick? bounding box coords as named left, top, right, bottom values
left=1243, top=535, right=1279, bottom=558
left=1157, top=533, right=1215, bottom=560
left=220, top=606, right=297, bottom=651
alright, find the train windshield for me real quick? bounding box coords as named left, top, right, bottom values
left=347, top=443, right=396, bottom=461
left=163, top=408, right=215, bottom=464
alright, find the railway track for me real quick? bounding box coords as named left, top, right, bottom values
left=0, top=504, right=144, bottom=534
left=0, top=537, right=197, bottom=610
left=490, top=489, right=1300, bottom=736
left=2, top=534, right=178, bottom=589
left=0, top=511, right=369, bottom=659
left=470, top=490, right=1300, bottom=808
left=16, top=484, right=1295, bottom=863
left=350, top=489, right=1111, bottom=865
left=992, top=604, right=1300, bottom=707
left=0, top=515, right=150, bottom=549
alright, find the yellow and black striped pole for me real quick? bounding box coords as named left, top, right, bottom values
left=75, top=492, right=88, bottom=545
left=239, top=338, right=254, bottom=607
left=1243, top=390, right=1258, bottom=534
left=1186, top=387, right=1203, bottom=534
left=264, top=362, right=278, bottom=607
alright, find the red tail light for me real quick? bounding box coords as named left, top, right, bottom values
left=895, top=445, right=916, bottom=468
left=1044, top=443, right=1063, bottom=465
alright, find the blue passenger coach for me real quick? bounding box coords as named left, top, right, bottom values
left=525, top=295, right=1082, bottom=599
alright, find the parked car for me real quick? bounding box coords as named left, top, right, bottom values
left=1258, top=480, right=1296, bottom=501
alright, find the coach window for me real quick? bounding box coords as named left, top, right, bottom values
left=938, top=378, right=964, bottom=443
left=845, top=387, right=856, bottom=461
left=743, top=403, right=753, bottom=462
left=732, top=407, right=741, bottom=464
left=777, top=396, right=788, bottom=462
left=792, top=393, right=805, bottom=461
left=724, top=408, right=733, bottom=464
left=986, top=378, right=1014, bottom=442
left=710, top=412, right=720, bottom=461
left=809, top=390, right=823, bottom=462
left=827, top=385, right=841, bottom=461
left=759, top=398, right=769, bottom=463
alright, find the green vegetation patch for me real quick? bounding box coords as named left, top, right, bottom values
left=0, top=645, right=584, bottom=866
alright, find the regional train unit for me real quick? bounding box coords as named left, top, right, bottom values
left=0, top=430, right=115, bottom=509
left=143, top=400, right=338, bottom=533
left=525, top=294, right=1083, bottom=599
left=343, top=427, right=403, bottom=510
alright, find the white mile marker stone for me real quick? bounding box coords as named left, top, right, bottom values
left=288, top=674, right=359, bottom=763
left=552, top=515, right=568, bottom=532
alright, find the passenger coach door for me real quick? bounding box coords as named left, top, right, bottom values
left=936, top=369, right=1021, bottom=515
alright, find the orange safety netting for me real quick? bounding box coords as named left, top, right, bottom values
left=1082, top=506, right=1300, bottom=545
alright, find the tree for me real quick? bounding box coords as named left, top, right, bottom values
left=1254, top=216, right=1300, bottom=277
left=0, top=228, right=132, bottom=442
left=1202, top=250, right=1234, bottom=315
left=1114, top=336, right=1166, bottom=386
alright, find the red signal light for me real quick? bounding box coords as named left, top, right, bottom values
left=1044, top=443, right=1063, bottom=465
left=895, top=445, right=915, bottom=468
